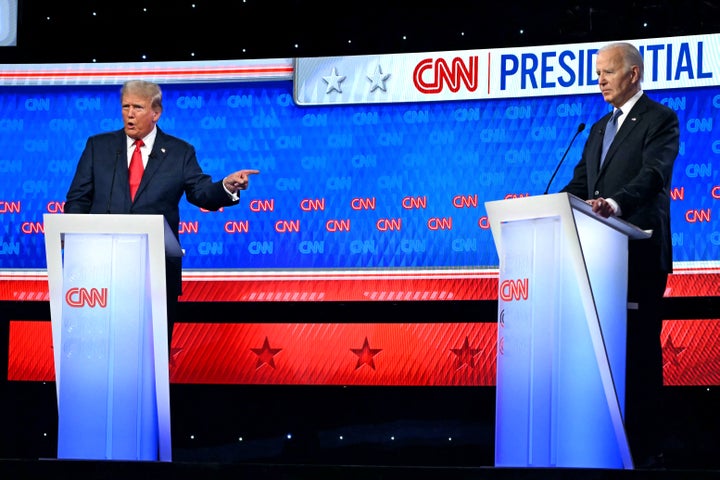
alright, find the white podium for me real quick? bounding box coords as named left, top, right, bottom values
left=44, top=213, right=182, bottom=461
left=485, top=193, right=650, bottom=470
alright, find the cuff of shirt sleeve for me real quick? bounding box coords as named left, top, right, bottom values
left=606, top=198, right=620, bottom=215
left=222, top=181, right=240, bottom=201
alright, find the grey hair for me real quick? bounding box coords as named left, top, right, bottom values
left=599, top=42, right=644, bottom=82
left=121, top=80, right=163, bottom=112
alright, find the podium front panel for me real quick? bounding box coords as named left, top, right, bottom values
left=57, top=233, right=158, bottom=460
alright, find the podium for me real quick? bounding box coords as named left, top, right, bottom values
left=485, top=193, right=650, bottom=470
left=44, top=213, right=182, bottom=461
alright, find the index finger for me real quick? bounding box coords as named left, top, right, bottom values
left=240, top=169, right=260, bottom=176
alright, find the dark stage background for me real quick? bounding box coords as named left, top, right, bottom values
left=1, top=0, right=720, bottom=475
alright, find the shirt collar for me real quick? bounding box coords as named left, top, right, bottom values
left=127, top=126, right=157, bottom=152
left=615, top=90, right=643, bottom=118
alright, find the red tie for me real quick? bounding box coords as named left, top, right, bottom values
left=128, top=139, right=144, bottom=200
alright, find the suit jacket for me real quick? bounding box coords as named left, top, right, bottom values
left=560, top=93, right=679, bottom=273
left=64, top=127, right=239, bottom=291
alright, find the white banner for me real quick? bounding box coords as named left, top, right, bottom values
left=294, top=33, right=720, bottom=105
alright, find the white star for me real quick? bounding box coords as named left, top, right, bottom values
left=322, top=67, right=346, bottom=94
left=367, top=65, right=390, bottom=92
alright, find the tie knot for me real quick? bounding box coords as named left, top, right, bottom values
left=134, top=139, right=144, bottom=148
left=611, top=108, right=623, bottom=123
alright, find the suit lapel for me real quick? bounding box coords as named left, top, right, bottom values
left=598, top=96, right=647, bottom=173
left=132, top=130, right=168, bottom=201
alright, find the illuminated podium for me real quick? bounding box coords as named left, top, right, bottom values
left=44, top=213, right=182, bottom=461
left=485, top=193, right=650, bottom=470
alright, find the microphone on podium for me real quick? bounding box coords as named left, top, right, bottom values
left=543, top=122, right=586, bottom=195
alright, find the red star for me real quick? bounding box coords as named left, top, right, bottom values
left=451, top=336, right=482, bottom=370
left=662, top=335, right=686, bottom=367
left=251, top=336, right=282, bottom=369
left=351, top=337, right=382, bottom=370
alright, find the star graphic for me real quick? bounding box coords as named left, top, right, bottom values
left=322, top=67, right=346, bottom=94
left=351, top=337, right=382, bottom=370
left=251, top=336, right=282, bottom=369
left=451, top=336, right=482, bottom=370
left=662, top=335, right=686, bottom=367
left=367, top=64, right=390, bottom=92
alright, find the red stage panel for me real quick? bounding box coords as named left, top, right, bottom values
left=7, top=319, right=720, bottom=386
left=666, top=269, right=720, bottom=297
left=178, top=275, right=499, bottom=302
left=1, top=270, right=718, bottom=302
left=7, top=320, right=54, bottom=381
left=168, top=322, right=497, bottom=385
left=662, top=319, right=720, bottom=386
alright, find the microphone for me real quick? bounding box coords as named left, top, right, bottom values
left=543, top=123, right=586, bottom=195
left=106, top=150, right=122, bottom=213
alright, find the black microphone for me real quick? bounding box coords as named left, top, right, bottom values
left=106, top=150, right=122, bottom=213
left=543, top=122, right=586, bottom=195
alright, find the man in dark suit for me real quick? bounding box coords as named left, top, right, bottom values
left=560, top=42, right=679, bottom=468
left=64, top=79, right=260, bottom=349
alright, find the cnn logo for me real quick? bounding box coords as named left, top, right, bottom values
left=499, top=279, right=528, bottom=301
left=65, top=287, right=108, bottom=308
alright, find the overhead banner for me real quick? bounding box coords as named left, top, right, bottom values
left=294, top=33, right=719, bottom=105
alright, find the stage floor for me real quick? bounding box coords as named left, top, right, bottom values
left=2, top=459, right=720, bottom=480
